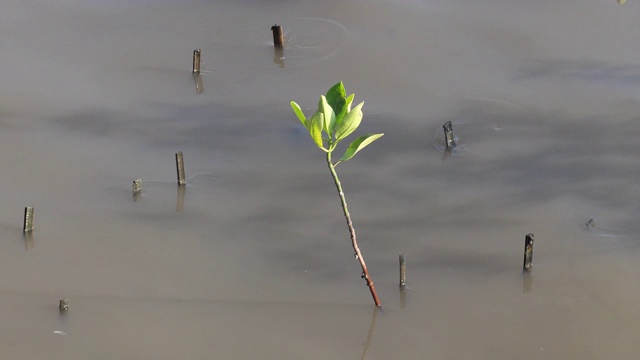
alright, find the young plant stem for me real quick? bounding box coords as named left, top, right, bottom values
left=327, top=152, right=382, bottom=307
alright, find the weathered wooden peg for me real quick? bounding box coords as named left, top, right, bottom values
left=132, top=179, right=143, bottom=201
left=132, top=179, right=142, bottom=193
left=59, top=299, right=69, bottom=312
left=271, top=24, right=284, bottom=48
left=399, top=254, right=406, bottom=288
left=176, top=151, right=186, bottom=186
left=443, top=121, right=456, bottom=149
left=192, top=49, right=201, bottom=74
left=586, top=218, right=595, bottom=229
left=23, top=207, right=34, bottom=234
left=523, top=233, right=534, bottom=273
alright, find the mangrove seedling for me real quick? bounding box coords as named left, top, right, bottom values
left=290, top=82, right=384, bottom=307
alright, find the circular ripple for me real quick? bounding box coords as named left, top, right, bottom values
left=276, top=17, right=348, bottom=68
left=239, top=18, right=348, bottom=69
left=286, top=18, right=347, bottom=50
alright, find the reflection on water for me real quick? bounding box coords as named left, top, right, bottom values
left=361, top=306, right=379, bottom=360
left=175, top=185, right=186, bottom=212
left=193, top=74, right=204, bottom=94
left=523, top=272, right=532, bottom=293
left=399, top=287, right=407, bottom=309
left=273, top=47, right=285, bottom=68
left=23, top=233, right=34, bottom=251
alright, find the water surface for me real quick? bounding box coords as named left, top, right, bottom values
left=2, top=0, right=640, bottom=358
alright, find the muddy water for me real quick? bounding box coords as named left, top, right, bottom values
left=2, top=0, right=640, bottom=358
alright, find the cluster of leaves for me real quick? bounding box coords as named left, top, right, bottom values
left=290, top=82, right=383, bottom=163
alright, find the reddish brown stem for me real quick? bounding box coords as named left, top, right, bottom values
left=327, top=152, right=382, bottom=307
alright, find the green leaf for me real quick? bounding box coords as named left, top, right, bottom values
left=309, top=111, right=325, bottom=150
left=618, top=0, right=626, bottom=4
left=333, top=97, right=348, bottom=126
left=325, top=83, right=350, bottom=127
left=320, top=95, right=336, bottom=135
left=339, top=133, right=384, bottom=162
left=335, top=94, right=355, bottom=126
left=325, top=82, right=346, bottom=110
left=290, top=101, right=307, bottom=129
left=305, top=110, right=319, bottom=130
left=345, top=93, right=355, bottom=113
left=334, top=101, right=364, bottom=142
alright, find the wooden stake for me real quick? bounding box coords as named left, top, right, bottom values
left=132, top=179, right=142, bottom=193
left=523, top=233, right=534, bottom=273
left=586, top=218, right=595, bottom=229
left=399, top=254, right=406, bottom=288
left=59, top=299, right=69, bottom=312
left=271, top=24, right=284, bottom=48
left=23, top=207, right=34, bottom=234
left=192, top=49, right=201, bottom=74
left=176, top=151, right=186, bottom=186
left=443, top=121, right=456, bottom=149
left=132, top=179, right=142, bottom=201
